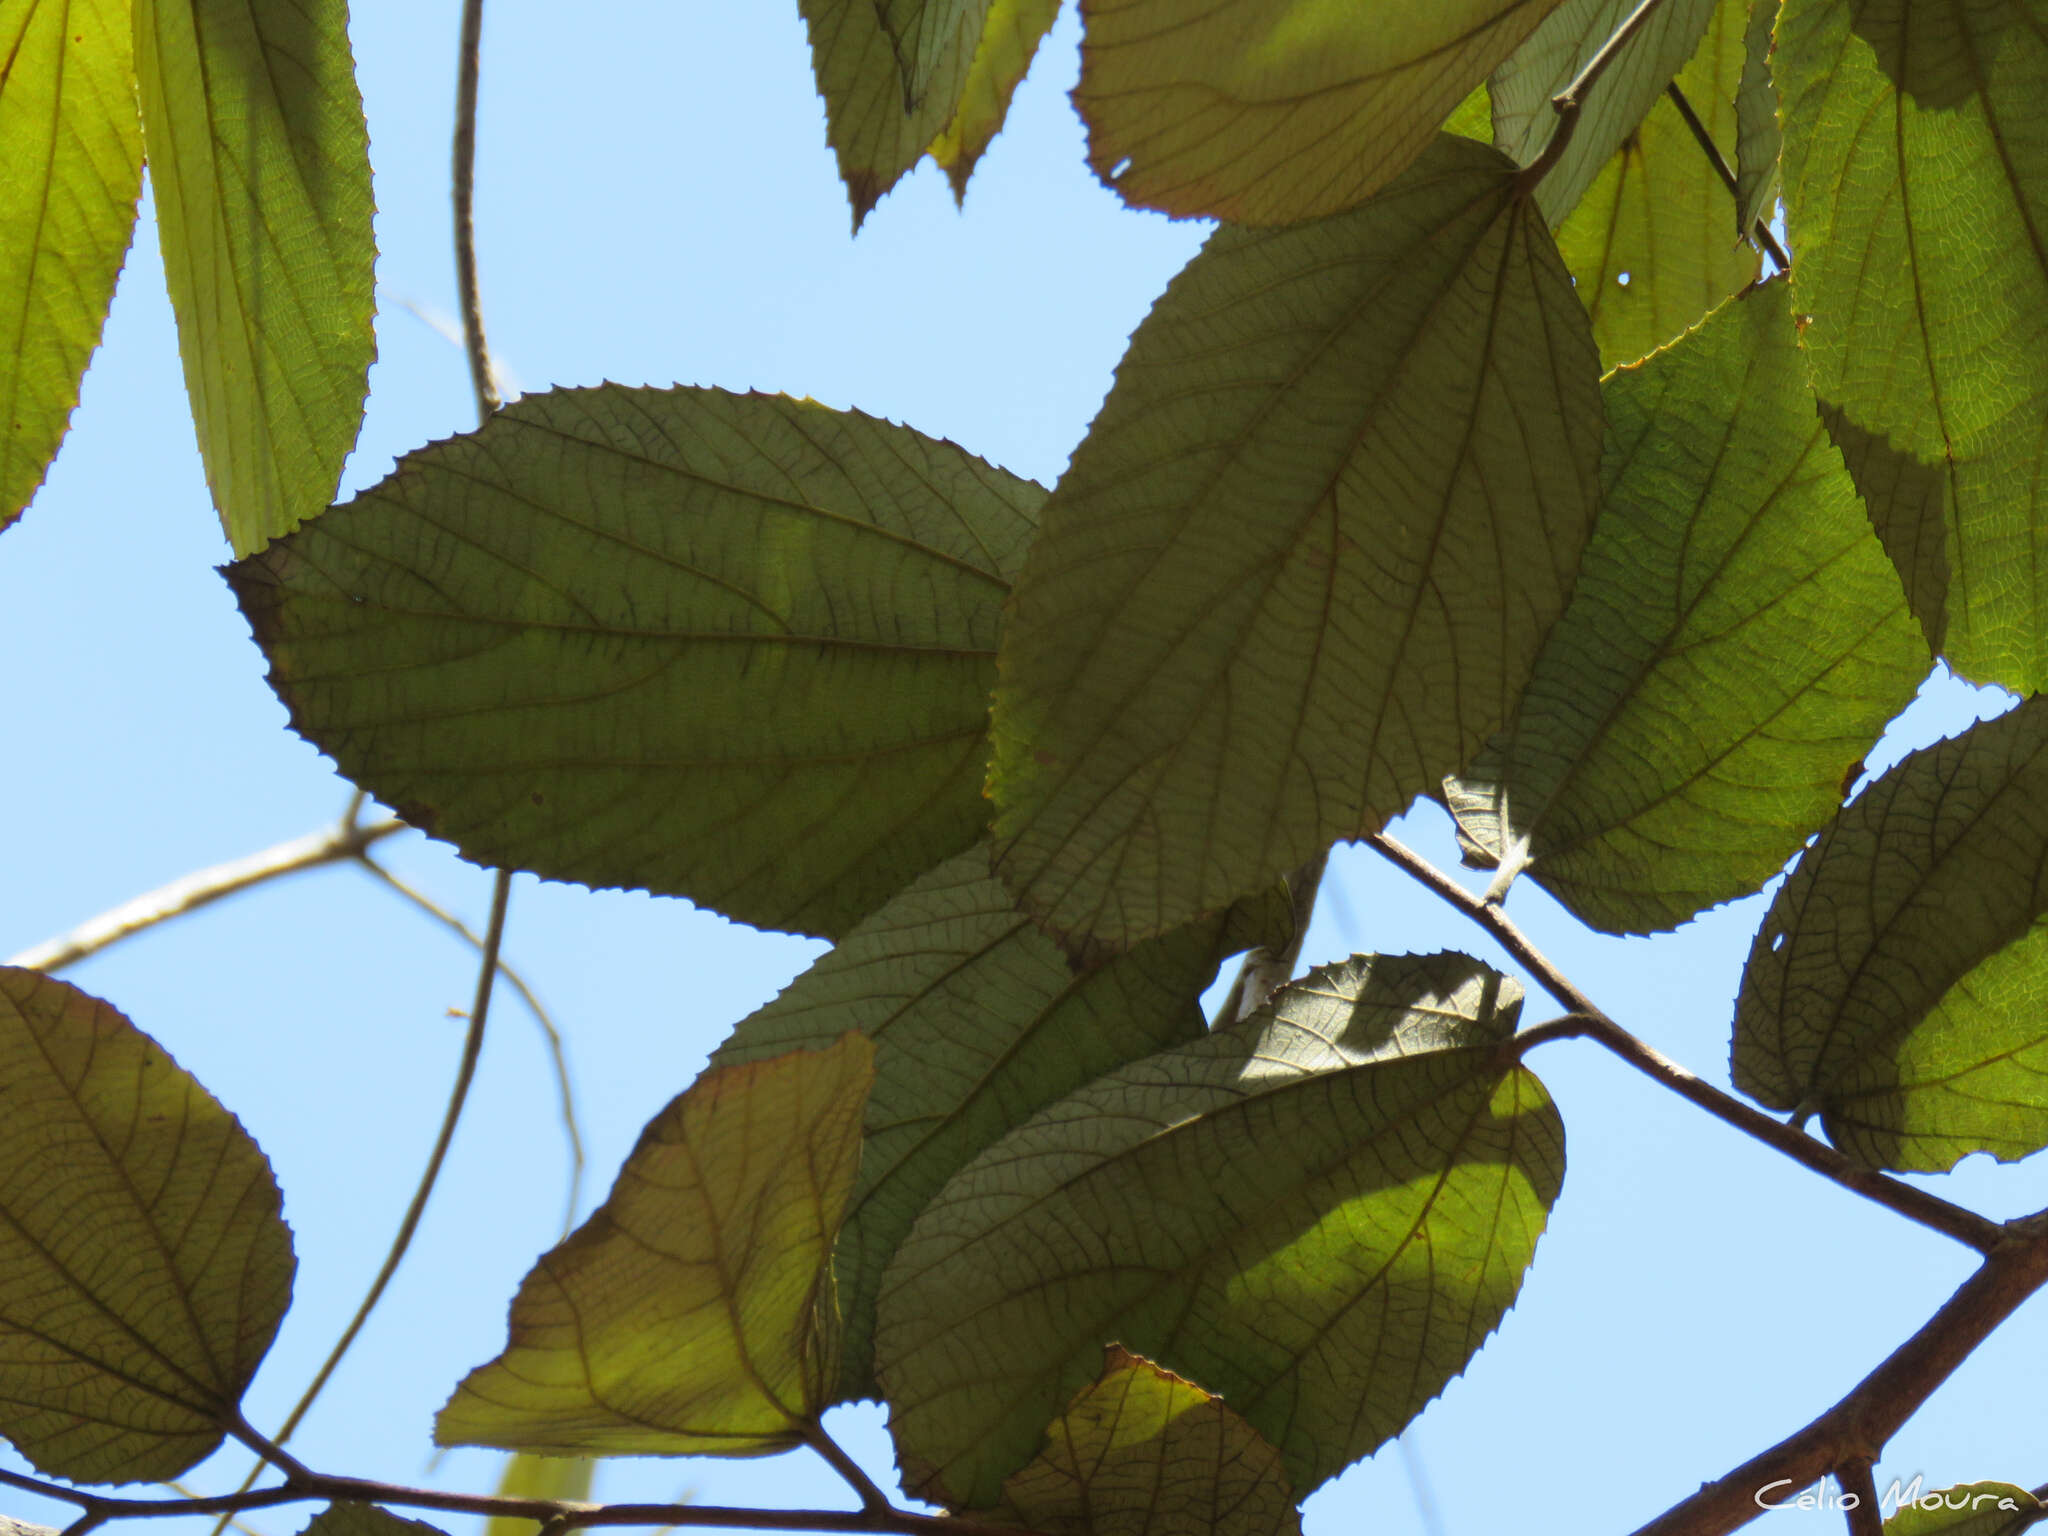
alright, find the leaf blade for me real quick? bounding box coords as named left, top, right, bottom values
left=988, top=137, right=1603, bottom=956
left=0, top=968, right=294, bottom=1484
left=435, top=1035, right=874, bottom=1457
left=227, top=385, right=1044, bottom=938
left=0, top=0, right=143, bottom=531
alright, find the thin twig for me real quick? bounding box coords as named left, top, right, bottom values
left=454, top=0, right=500, bottom=419
left=8, top=818, right=404, bottom=972
left=1220, top=851, right=1329, bottom=1023
left=1367, top=831, right=2004, bottom=1254
left=353, top=852, right=584, bottom=1231
left=1632, top=1211, right=2048, bottom=1536
left=1663, top=80, right=1792, bottom=272
left=1518, top=0, right=1674, bottom=196
left=804, top=1427, right=892, bottom=1516
left=204, top=872, right=513, bottom=1535
left=0, top=1463, right=1015, bottom=1536
left=157, top=1482, right=270, bottom=1536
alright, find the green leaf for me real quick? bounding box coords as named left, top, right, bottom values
left=874, top=951, right=1563, bottom=1506
left=1777, top=0, right=2048, bottom=690
left=301, top=1508, right=452, bottom=1536
left=0, top=0, right=143, bottom=532
left=227, top=385, right=1043, bottom=939
left=1733, top=697, right=2048, bottom=1171
left=995, top=1347, right=1301, bottom=1536
left=987, top=137, right=1603, bottom=958
left=1072, top=0, right=1563, bottom=224
left=1554, top=0, right=1762, bottom=370
left=1444, top=83, right=1494, bottom=142
left=710, top=848, right=1287, bottom=1402
left=1488, top=0, right=1718, bottom=224
left=1885, top=1484, right=2041, bottom=1536
left=484, top=1454, right=595, bottom=1536
left=929, top=0, right=1063, bottom=199
left=799, top=0, right=995, bottom=225
left=133, top=0, right=374, bottom=555
left=0, top=967, right=294, bottom=1484
left=1446, top=280, right=1927, bottom=934
left=436, top=1034, right=874, bottom=1457
left=1733, top=0, right=1781, bottom=239
left=1820, top=400, right=1950, bottom=653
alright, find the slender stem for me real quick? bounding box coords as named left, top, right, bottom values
left=1368, top=831, right=2004, bottom=1254
left=0, top=1464, right=1011, bottom=1536
left=1662, top=81, right=1792, bottom=272
left=1839, top=1459, right=1881, bottom=1536
left=354, top=852, right=584, bottom=1231
left=223, top=1414, right=311, bottom=1485
left=8, top=817, right=404, bottom=972
left=454, top=0, right=500, bottom=419
left=1221, top=851, right=1329, bottom=1022
left=805, top=1427, right=892, bottom=1516
left=1517, top=0, right=1673, bottom=196
left=1632, top=1211, right=2048, bottom=1536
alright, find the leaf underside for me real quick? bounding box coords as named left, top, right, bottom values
left=1777, top=0, right=2048, bottom=690
left=436, top=1035, right=873, bottom=1456
left=1734, top=696, right=2048, bottom=1171
left=0, top=968, right=294, bottom=1484
left=876, top=951, right=1562, bottom=1507
left=1447, top=279, right=1926, bottom=934
left=228, top=385, right=1044, bottom=940
left=988, top=135, right=1603, bottom=958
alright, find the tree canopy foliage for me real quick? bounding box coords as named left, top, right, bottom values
left=2, top=1, right=2047, bottom=1534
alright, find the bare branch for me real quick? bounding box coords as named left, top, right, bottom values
left=1368, top=831, right=2004, bottom=1253
left=1517, top=0, right=1674, bottom=196
left=9, top=817, right=404, bottom=972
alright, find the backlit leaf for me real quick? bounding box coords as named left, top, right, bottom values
left=929, top=0, right=1063, bottom=198
left=996, top=1347, right=1300, bottom=1536
left=1777, top=0, right=2048, bottom=690
left=1733, top=0, right=1781, bottom=239
left=1734, top=697, right=2048, bottom=1171
left=0, top=968, right=294, bottom=1484
left=484, top=1453, right=595, bottom=1536
left=134, top=0, right=375, bottom=554
left=875, top=951, right=1563, bottom=1505
left=1073, top=0, right=1562, bottom=224
left=228, top=385, right=1043, bottom=939
left=0, top=0, right=142, bottom=532
left=1447, top=281, right=1926, bottom=933
left=988, top=136, right=1603, bottom=957
left=800, top=0, right=995, bottom=224
left=436, top=1034, right=873, bottom=1456
left=1820, top=401, right=1950, bottom=653
left=711, top=848, right=1287, bottom=1402
left=1488, top=0, right=1717, bottom=224
left=1554, top=0, right=1761, bottom=369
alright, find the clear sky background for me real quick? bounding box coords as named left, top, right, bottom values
left=2, top=4, right=2043, bottom=1535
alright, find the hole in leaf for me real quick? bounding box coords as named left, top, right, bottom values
left=1615, top=271, right=1631, bottom=287
left=1770, top=932, right=1785, bottom=951
left=1110, top=157, right=1133, bottom=179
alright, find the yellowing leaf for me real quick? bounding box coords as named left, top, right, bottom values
left=997, top=1348, right=1300, bottom=1536
left=929, top=0, right=1064, bottom=198
left=227, top=386, right=1044, bottom=939
left=800, top=0, right=996, bottom=224
left=0, top=968, right=294, bottom=1484
left=1073, top=0, right=1563, bottom=224
left=134, top=0, right=375, bottom=553
left=1554, top=0, right=1761, bottom=369
left=1778, top=0, right=2048, bottom=690
left=988, top=137, right=1602, bottom=957
left=436, top=1035, right=874, bottom=1457
left=876, top=952, right=1562, bottom=1505
left=711, top=849, right=1286, bottom=1401
left=0, top=0, right=142, bottom=531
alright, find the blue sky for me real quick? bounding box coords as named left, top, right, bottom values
left=1, top=4, right=2042, bottom=1534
